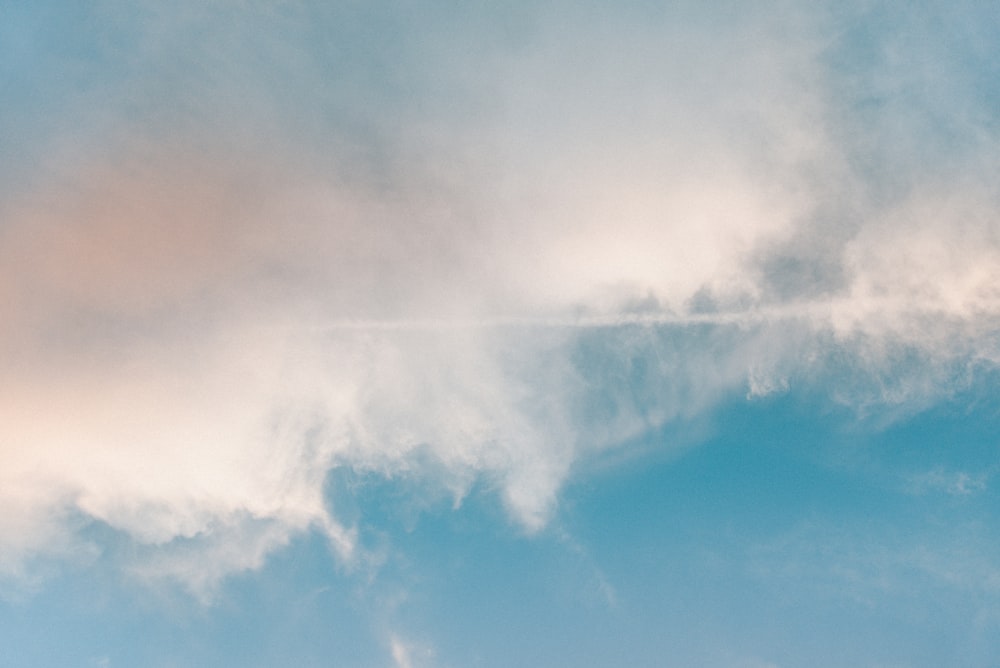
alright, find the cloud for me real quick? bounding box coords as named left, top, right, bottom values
left=749, top=519, right=1000, bottom=614
left=389, top=633, right=433, bottom=668
left=0, top=0, right=998, bottom=593
left=904, top=468, right=990, bottom=497
left=389, top=636, right=413, bottom=668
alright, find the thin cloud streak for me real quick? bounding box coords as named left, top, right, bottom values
left=309, top=294, right=1000, bottom=332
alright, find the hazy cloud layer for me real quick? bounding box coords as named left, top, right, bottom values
left=1, top=1, right=998, bottom=592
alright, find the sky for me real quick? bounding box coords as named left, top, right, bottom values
left=1, top=1, right=999, bottom=666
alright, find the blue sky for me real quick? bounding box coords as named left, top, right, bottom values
left=1, top=2, right=999, bottom=666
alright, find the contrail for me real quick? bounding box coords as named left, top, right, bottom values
left=307, top=302, right=833, bottom=332
left=303, top=295, right=1000, bottom=333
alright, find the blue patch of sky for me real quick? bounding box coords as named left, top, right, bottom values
left=3, top=373, right=999, bottom=667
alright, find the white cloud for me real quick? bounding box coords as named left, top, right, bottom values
left=905, top=468, right=990, bottom=497
left=0, top=0, right=998, bottom=593
left=388, top=633, right=433, bottom=668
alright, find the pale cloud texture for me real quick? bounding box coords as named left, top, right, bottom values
left=1, top=0, right=998, bottom=593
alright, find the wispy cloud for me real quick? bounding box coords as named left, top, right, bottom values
left=748, top=518, right=1000, bottom=618
left=1, top=0, right=998, bottom=593
left=389, top=633, right=433, bottom=668
left=904, top=468, right=991, bottom=497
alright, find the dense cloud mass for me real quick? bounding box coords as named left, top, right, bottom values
left=1, top=0, right=998, bottom=594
